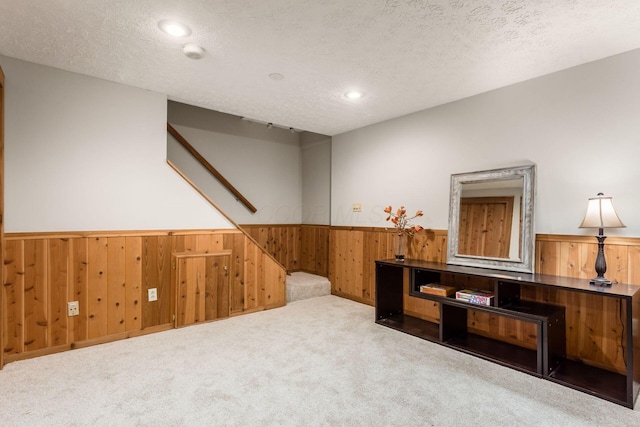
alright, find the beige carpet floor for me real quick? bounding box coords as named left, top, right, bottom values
left=1, top=295, right=639, bottom=426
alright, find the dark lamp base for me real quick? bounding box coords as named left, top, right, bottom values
left=589, top=277, right=612, bottom=287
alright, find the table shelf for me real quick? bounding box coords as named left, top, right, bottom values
left=375, top=259, right=640, bottom=409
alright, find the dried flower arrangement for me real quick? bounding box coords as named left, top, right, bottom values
left=384, top=205, right=424, bottom=236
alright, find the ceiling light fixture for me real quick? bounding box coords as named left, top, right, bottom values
left=183, top=44, right=205, bottom=59
left=242, top=117, right=298, bottom=132
left=158, top=19, right=192, bottom=37
left=344, top=90, right=365, bottom=100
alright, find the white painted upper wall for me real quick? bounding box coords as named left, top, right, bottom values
left=5, top=47, right=640, bottom=236
left=167, top=102, right=306, bottom=225
left=301, top=132, right=331, bottom=225
left=1, top=55, right=234, bottom=232
left=332, top=49, right=640, bottom=237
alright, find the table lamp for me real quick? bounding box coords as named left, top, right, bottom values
left=579, top=193, right=625, bottom=286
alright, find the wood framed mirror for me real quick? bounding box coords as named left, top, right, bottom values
left=447, top=164, right=536, bottom=273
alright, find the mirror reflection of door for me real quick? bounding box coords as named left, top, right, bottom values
left=458, top=196, right=514, bottom=258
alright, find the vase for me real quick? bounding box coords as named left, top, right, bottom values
left=394, top=233, right=406, bottom=261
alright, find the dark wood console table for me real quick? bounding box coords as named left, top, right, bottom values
left=375, top=259, right=640, bottom=408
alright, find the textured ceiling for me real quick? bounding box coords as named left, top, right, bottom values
left=2, top=1, right=640, bottom=136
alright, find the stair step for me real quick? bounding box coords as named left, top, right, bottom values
left=286, top=272, right=331, bottom=303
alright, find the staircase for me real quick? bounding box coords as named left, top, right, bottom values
left=286, top=272, right=331, bottom=302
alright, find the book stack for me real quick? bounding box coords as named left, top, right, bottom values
left=419, top=283, right=456, bottom=297
left=455, top=289, right=495, bottom=306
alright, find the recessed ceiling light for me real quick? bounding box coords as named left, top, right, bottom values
left=158, top=20, right=192, bottom=37
left=344, top=90, right=365, bottom=100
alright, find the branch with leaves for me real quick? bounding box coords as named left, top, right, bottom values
left=384, top=205, right=424, bottom=236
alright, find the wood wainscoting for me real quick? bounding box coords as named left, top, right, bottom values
left=241, top=224, right=329, bottom=277
left=329, top=227, right=448, bottom=305
left=2, top=229, right=286, bottom=367
left=328, top=228, right=640, bottom=304
left=328, top=227, right=640, bottom=375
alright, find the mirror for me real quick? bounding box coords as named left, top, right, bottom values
left=447, top=164, right=536, bottom=273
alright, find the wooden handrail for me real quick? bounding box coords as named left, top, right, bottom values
left=167, top=123, right=257, bottom=213
left=166, top=159, right=286, bottom=272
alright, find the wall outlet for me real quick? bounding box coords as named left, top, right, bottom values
left=352, top=203, right=362, bottom=212
left=67, top=301, right=79, bottom=317
left=148, top=288, right=158, bottom=302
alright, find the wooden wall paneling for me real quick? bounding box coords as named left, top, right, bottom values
left=604, top=244, right=629, bottom=285
left=2, top=229, right=287, bottom=365
left=603, top=297, right=625, bottom=371
left=263, top=254, right=286, bottom=309
left=196, top=233, right=225, bottom=253
left=537, top=235, right=633, bottom=284
left=158, top=235, right=174, bottom=326
left=522, top=284, right=626, bottom=374
left=329, top=228, right=449, bottom=307
left=558, top=241, right=582, bottom=279
left=205, top=254, right=230, bottom=320
left=176, top=256, right=203, bottom=326
left=300, top=225, right=329, bottom=276
left=203, top=256, right=217, bottom=320
left=87, top=237, right=108, bottom=339
left=350, top=231, right=365, bottom=300
left=293, top=225, right=301, bottom=270
left=533, top=235, right=633, bottom=374
left=409, top=231, right=448, bottom=263
left=331, top=229, right=348, bottom=297
left=243, top=239, right=260, bottom=310
left=141, top=235, right=159, bottom=328
left=176, top=252, right=231, bottom=327
left=124, top=236, right=142, bottom=332
left=170, top=234, right=188, bottom=253
left=402, top=267, right=440, bottom=323
left=194, top=257, right=206, bottom=322
left=289, top=225, right=301, bottom=271
left=277, top=226, right=287, bottom=268
left=241, top=225, right=301, bottom=272
left=106, top=237, right=126, bottom=335
left=175, top=256, right=187, bottom=326
left=69, top=238, right=89, bottom=343
left=274, top=226, right=286, bottom=268
left=225, top=233, right=245, bottom=313
left=3, top=239, right=24, bottom=355
left=361, top=231, right=392, bottom=303
left=535, top=239, right=560, bottom=276
left=22, top=239, right=47, bottom=352
left=360, top=231, right=377, bottom=303
left=300, top=226, right=313, bottom=272
left=579, top=292, right=625, bottom=373
left=328, top=229, right=337, bottom=293
left=467, top=310, right=537, bottom=350
left=629, top=245, right=640, bottom=286
left=316, top=226, right=329, bottom=276
left=142, top=235, right=173, bottom=328
left=183, top=234, right=198, bottom=253
left=330, top=229, right=366, bottom=303
left=48, top=238, right=69, bottom=347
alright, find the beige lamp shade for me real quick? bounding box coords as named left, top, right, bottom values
left=579, top=194, right=625, bottom=229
